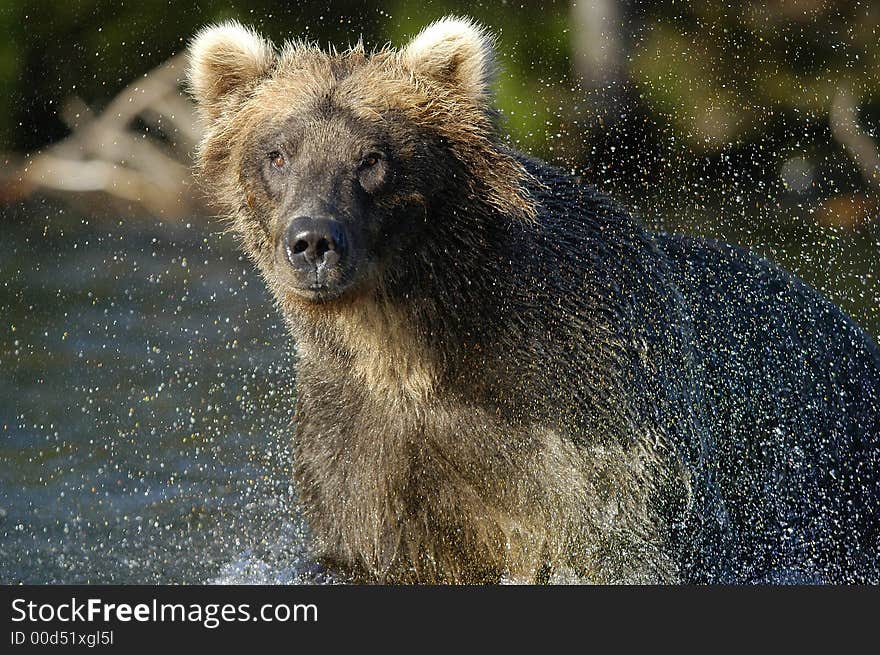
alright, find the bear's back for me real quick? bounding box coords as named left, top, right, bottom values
left=658, top=233, right=880, bottom=582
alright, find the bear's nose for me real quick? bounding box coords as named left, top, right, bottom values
left=283, top=217, right=346, bottom=270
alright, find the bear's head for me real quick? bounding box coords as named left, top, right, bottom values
left=187, top=17, right=534, bottom=307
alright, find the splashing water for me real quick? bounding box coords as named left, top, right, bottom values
left=0, top=204, right=320, bottom=583
left=2, top=185, right=875, bottom=584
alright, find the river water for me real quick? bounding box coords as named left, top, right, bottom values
left=0, top=203, right=322, bottom=583
left=1, top=197, right=877, bottom=583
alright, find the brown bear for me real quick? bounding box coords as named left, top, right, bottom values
left=187, top=17, right=880, bottom=583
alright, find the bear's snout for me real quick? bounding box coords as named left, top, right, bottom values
left=283, top=216, right=347, bottom=273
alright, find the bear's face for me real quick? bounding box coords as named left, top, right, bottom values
left=230, top=81, right=433, bottom=303
left=188, top=18, right=533, bottom=306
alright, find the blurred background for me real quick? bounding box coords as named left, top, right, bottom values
left=1, top=1, right=878, bottom=583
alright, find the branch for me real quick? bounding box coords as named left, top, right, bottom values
left=1, top=52, right=205, bottom=220
left=830, top=88, right=880, bottom=193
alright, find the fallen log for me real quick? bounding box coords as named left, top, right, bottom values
left=0, top=53, right=206, bottom=220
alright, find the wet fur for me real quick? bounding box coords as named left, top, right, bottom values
left=188, top=18, right=880, bottom=583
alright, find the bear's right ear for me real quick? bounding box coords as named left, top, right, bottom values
left=187, top=21, right=275, bottom=120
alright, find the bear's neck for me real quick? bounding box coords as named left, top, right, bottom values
left=297, top=295, right=442, bottom=400
left=290, top=290, right=508, bottom=406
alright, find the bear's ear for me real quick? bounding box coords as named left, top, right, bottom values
left=187, top=21, right=276, bottom=120
left=401, top=16, right=497, bottom=101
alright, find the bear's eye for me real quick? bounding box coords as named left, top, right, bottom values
left=268, top=151, right=286, bottom=170
left=360, top=153, right=382, bottom=169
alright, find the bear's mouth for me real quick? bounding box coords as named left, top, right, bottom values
left=292, top=282, right=347, bottom=302
left=274, top=243, right=356, bottom=302
left=286, top=267, right=359, bottom=303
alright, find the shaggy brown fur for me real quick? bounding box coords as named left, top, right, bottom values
left=188, top=17, right=880, bottom=584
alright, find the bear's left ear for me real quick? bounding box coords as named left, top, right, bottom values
left=401, top=16, right=497, bottom=101
left=187, top=21, right=276, bottom=121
